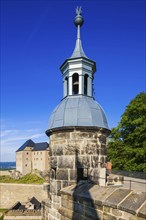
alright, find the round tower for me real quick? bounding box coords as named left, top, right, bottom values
left=46, top=7, right=110, bottom=196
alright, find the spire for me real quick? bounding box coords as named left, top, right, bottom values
left=70, top=6, right=87, bottom=59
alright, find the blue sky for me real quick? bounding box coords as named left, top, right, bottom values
left=1, top=0, right=145, bottom=162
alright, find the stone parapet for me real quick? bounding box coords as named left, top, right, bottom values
left=59, top=183, right=146, bottom=220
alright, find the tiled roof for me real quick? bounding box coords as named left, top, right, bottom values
left=16, top=139, right=49, bottom=152
left=33, top=142, right=49, bottom=151
left=16, top=139, right=35, bottom=152
left=29, top=197, right=41, bottom=209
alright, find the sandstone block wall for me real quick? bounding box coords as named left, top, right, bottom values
left=0, top=183, right=49, bottom=209
left=49, top=129, right=108, bottom=190
left=59, top=183, right=146, bottom=220
left=48, top=128, right=109, bottom=220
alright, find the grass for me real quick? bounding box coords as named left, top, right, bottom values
left=0, top=173, right=45, bottom=184
left=0, top=209, right=7, bottom=220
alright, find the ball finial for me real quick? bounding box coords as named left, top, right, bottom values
left=74, top=6, right=84, bottom=27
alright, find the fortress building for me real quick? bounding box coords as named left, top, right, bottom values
left=16, top=139, right=49, bottom=175
left=45, top=6, right=110, bottom=219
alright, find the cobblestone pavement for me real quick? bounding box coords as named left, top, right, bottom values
left=121, top=176, right=146, bottom=193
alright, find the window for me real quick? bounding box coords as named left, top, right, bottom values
left=84, top=74, right=88, bottom=95
left=26, top=152, right=29, bottom=155
left=73, top=73, right=79, bottom=94
left=65, top=77, right=68, bottom=96
left=77, top=168, right=88, bottom=182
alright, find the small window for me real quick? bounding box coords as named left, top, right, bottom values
left=25, top=164, right=27, bottom=167
left=26, top=152, right=29, bottom=155
left=84, top=74, right=88, bottom=95
left=73, top=73, right=79, bottom=94
left=65, top=77, right=68, bottom=96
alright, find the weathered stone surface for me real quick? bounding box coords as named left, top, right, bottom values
left=103, top=212, right=117, bottom=220
left=92, top=187, right=116, bottom=206
left=91, top=156, right=99, bottom=167
left=118, top=191, right=146, bottom=215
left=99, top=135, right=106, bottom=143
left=56, top=169, right=68, bottom=180
left=86, top=143, right=98, bottom=155
left=138, top=201, right=146, bottom=218
left=112, top=208, right=122, bottom=217
left=103, top=189, right=131, bottom=208
left=104, top=205, right=111, bottom=213
left=74, top=202, right=84, bottom=214
left=64, top=144, right=76, bottom=155
left=59, top=207, right=73, bottom=219
left=100, top=156, right=105, bottom=164
left=70, top=169, right=77, bottom=180
left=84, top=206, right=99, bottom=219
left=50, top=180, right=57, bottom=194
left=58, top=156, right=74, bottom=169
left=94, top=204, right=103, bottom=211
left=62, top=180, right=69, bottom=188
left=77, top=156, right=90, bottom=168
left=51, top=156, right=57, bottom=168
left=52, top=145, right=63, bottom=156
left=51, top=132, right=70, bottom=139
left=57, top=181, right=62, bottom=196
left=101, top=145, right=107, bottom=155
left=62, top=199, right=73, bottom=210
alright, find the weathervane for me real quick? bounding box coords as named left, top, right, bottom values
left=76, top=6, right=82, bottom=16
left=74, top=6, right=84, bottom=27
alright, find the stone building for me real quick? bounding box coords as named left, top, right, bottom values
left=16, top=139, right=49, bottom=175
left=45, top=6, right=111, bottom=220
left=4, top=197, right=42, bottom=220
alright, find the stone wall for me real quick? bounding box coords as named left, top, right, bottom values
left=0, top=183, right=49, bottom=209
left=4, top=210, right=42, bottom=220
left=49, top=128, right=108, bottom=192
left=47, top=128, right=109, bottom=220
left=59, top=183, right=146, bottom=220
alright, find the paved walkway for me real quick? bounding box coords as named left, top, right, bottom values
left=121, top=176, right=146, bottom=193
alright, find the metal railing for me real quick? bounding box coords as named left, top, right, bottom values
left=112, top=170, right=146, bottom=180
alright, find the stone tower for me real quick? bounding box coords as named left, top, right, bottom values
left=45, top=7, right=110, bottom=217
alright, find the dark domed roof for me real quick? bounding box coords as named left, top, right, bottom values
left=48, top=95, right=109, bottom=131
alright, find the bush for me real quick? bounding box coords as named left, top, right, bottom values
left=0, top=173, right=44, bottom=184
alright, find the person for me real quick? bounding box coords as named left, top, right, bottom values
left=106, top=161, right=112, bottom=174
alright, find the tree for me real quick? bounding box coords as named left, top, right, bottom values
left=107, top=92, right=146, bottom=172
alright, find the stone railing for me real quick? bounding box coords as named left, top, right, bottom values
left=59, top=182, right=146, bottom=220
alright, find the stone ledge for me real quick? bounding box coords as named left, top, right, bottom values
left=60, top=183, right=146, bottom=218
left=138, top=201, right=146, bottom=218
left=118, top=191, right=146, bottom=215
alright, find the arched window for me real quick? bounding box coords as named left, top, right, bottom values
left=84, top=74, right=88, bottom=95
left=73, top=73, right=79, bottom=94
left=65, top=77, right=68, bottom=96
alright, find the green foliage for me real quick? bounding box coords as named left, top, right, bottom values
left=107, top=92, right=146, bottom=172
left=0, top=173, right=44, bottom=184
left=0, top=209, right=7, bottom=220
